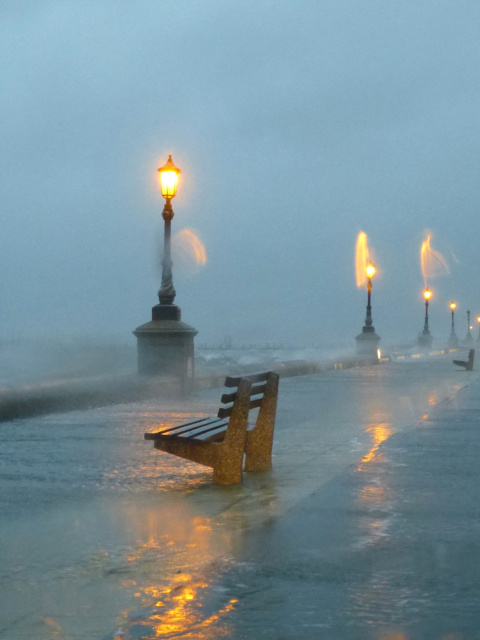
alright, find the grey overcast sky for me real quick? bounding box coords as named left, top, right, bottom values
left=1, top=1, right=479, bottom=347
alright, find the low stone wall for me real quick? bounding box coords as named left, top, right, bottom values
left=0, top=354, right=379, bottom=423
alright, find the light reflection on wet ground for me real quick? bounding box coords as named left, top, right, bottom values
left=0, top=354, right=476, bottom=639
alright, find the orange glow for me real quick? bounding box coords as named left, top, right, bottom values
left=355, top=231, right=376, bottom=288
left=424, top=288, right=432, bottom=301
left=358, top=423, right=394, bottom=470
left=477, top=316, right=480, bottom=324
left=115, top=503, right=238, bottom=639
left=158, top=155, right=181, bottom=199
left=450, top=301, right=457, bottom=311
left=172, top=228, right=207, bottom=270
left=420, top=231, right=449, bottom=287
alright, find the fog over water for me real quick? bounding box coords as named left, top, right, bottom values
left=1, top=1, right=480, bottom=353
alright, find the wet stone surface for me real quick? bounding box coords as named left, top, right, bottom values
left=213, top=376, right=480, bottom=639
left=0, top=352, right=478, bottom=639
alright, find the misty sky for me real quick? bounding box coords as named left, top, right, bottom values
left=1, top=1, right=480, bottom=348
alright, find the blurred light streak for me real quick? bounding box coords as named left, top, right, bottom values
left=172, top=228, right=207, bottom=276
left=420, top=231, right=449, bottom=287
left=355, top=231, right=370, bottom=288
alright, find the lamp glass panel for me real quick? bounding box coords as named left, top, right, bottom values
left=160, top=170, right=178, bottom=198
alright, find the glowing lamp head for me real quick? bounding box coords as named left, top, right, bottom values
left=366, top=263, right=375, bottom=279
left=450, top=301, right=457, bottom=311
left=424, top=288, right=432, bottom=301
left=477, top=316, right=480, bottom=324
left=158, top=155, right=181, bottom=200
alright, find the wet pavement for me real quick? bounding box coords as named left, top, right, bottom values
left=0, top=352, right=479, bottom=639
left=216, top=372, right=480, bottom=639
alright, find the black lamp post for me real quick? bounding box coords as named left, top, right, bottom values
left=448, top=301, right=459, bottom=348
left=157, top=155, right=181, bottom=308
left=355, top=262, right=380, bottom=358
left=418, top=288, right=433, bottom=348
left=466, top=310, right=473, bottom=343
left=364, top=263, right=375, bottom=328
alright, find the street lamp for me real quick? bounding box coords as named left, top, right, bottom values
left=477, top=315, right=480, bottom=342
left=418, top=288, right=433, bottom=348
left=465, top=310, right=473, bottom=343
left=448, top=301, right=459, bottom=348
left=133, top=155, right=197, bottom=385
left=355, top=262, right=380, bottom=358
left=157, top=155, right=181, bottom=306
left=365, top=263, right=375, bottom=327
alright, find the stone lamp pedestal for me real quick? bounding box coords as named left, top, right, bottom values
left=418, top=330, right=433, bottom=349
left=355, top=325, right=381, bottom=359
left=134, top=303, right=197, bottom=393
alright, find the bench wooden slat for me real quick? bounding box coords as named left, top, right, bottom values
left=145, top=418, right=220, bottom=439
left=152, top=416, right=211, bottom=436
left=217, top=406, right=232, bottom=419
left=220, top=391, right=237, bottom=404
left=183, top=421, right=229, bottom=440
left=251, top=382, right=267, bottom=396
left=218, top=396, right=264, bottom=419
left=220, top=382, right=267, bottom=406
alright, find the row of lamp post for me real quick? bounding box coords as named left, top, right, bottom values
left=355, top=264, right=479, bottom=359
left=135, top=156, right=479, bottom=380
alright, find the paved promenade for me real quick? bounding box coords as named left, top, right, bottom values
left=1, top=351, right=479, bottom=639
left=219, top=365, right=480, bottom=639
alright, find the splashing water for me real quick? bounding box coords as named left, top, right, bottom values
left=355, top=231, right=374, bottom=288
left=420, top=231, right=449, bottom=288
left=172, top=228, right=207, bottom=276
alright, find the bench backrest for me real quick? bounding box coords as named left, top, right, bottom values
left=217, top=371, right=278, bottom=420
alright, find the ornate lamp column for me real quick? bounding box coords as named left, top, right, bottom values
left=465, top=310, right=473, bottom=343
left=418, top=288, right=433, bottom=348
left=448, top=301, right=459, bottom=348
left=157, top=155, right=179, bottom=309
left=355, top=262, right=381, bottom=359
left=134, top=155, right=197, bottom=390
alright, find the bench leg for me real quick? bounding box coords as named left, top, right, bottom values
left=212, top=458, right=244, bottom=485
left=244, top=373, right=279, bottom=472
left=212, top=383, right=251, bottom=484
left=155, top=378, right=251, bottom=485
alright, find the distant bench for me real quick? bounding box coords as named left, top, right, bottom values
left=145, top=371, right=279, bottom=485
left=453, top=349, right=475, bottom=371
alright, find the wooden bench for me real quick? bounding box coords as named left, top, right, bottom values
left=144, top=371, right=279, bottom=485
left=453, top=348, right=475, bottom=371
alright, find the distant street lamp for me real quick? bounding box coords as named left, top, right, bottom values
left=477, top=316, right=480, bottom=342
left=418, top=288, right=433, bottom=348
left=157, top=155, right=181, bottom=306
left=365, top=263, right=375, bottom=328
left=448, top=301, right=459, bottom=348
left=355, top=262, right=380, bottom=358
left=465, top=309, right=473, bottom=343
